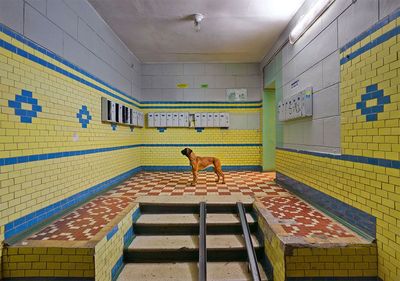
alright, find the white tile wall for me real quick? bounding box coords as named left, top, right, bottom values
left=142, top=63, right=262, bottom=102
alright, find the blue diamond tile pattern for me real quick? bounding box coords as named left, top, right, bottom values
left=8, top=90, right=42, bottom=123
left=356, top=84, right=390, bottom=122
left=76, top=105, right=92, bottom=128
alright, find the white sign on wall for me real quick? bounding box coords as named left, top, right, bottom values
left=278, top=87, right=313, bottom=121
left=226, top=88, right=247, bottom=101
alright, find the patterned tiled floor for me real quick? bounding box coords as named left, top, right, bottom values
left=25, top=171, right=360, bottom=242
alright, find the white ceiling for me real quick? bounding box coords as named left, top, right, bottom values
left=89, top=0, right=305, bottom=63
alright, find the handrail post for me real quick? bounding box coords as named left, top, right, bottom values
left=237, top=202, right=261, bottom=281
left=199, top=202, right=207, bottom=281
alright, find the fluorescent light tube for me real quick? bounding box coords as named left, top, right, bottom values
left=289, top=0, right=335, bottom=44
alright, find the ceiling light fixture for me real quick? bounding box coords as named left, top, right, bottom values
left=289, top=0, right=335, bottom=44
left=193, top=13, right=204, bottom=32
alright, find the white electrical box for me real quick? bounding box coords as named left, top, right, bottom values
left=166, top=113, right=173, bottom=127
left=178, top=112, right=189, bottom=127
left=219, top=113, right=229, bottom=128
left=201, top=113, right=208, bottom=127
left=278, top=101, right=285, bottom=122
left=101, top=97, right=116, bottom=122
left=160, top=113, right=167, bottom=127
left=207, top=113, right=214, bottom=127
left=101, top=97, right=143, bottom=127
left=147, top=113, right=154, bottom=127
left=213, top=113, right=220, bottom=127
left=172, top=113, right=179, bottom=127
left=278, top=87, right=313, bottom=121
left=154, top=113, right=161, bottom=127
left=138, top=112, right=144, bottom=127
left=132, top=110, right=138, bottom=126
left=127, top=108, right=132, bottom=125
left=194, top=113, right=202, bottom=127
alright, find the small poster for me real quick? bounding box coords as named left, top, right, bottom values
left=226, top=88, right=247, bottom=101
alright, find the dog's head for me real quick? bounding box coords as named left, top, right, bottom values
left=181, top=147, right=193, bottom=157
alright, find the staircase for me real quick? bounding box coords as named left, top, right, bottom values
left=117, top=201, right=269, bottom=281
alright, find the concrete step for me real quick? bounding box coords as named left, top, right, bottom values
left=134, top=213, right=257, bottom=235
left=124, top=234, right=263, bottom=262
left=139, top=202, right=253, bottom=214
left=136, top=213, right=255, bottom=225
left=117, top=262, right=268, bottom=281
left=128, top=234, right=261, bottom=250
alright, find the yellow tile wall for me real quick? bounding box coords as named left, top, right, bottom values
left=340, top=24, right=400, bottom=160
left=2, top=246, right=95, bottom=278
left=286, top=246, right=377, bottom=278
left=258, top=215, right=285, bottom=281
left=277, top=15, right=400, bottom=281
left=0, top=26, right=142, bottom=272
left=276, top=149, right=400, bottom=281
left=95, top=205, right=138, bottom=281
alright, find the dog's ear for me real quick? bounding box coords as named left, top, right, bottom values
left=187, top=148, right=192, bottom=155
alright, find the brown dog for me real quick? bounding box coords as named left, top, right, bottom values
left=181, top=147, right=225, bottom=186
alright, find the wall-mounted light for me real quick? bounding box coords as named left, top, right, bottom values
left=289, top=0, right=335, bottom=44
left=193, top=13, right=204, bottom=32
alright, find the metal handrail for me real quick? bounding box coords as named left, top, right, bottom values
left=199, top=202, right=207, bottom=281
left=237, top=202, right=261, bottom=281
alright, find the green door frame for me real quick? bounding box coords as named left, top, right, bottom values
left=262, top=87, right=276, bottom=171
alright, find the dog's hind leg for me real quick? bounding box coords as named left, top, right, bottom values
left=216, top=168, right=225, bottom=184
left=214, top=167, right=220, bottom=182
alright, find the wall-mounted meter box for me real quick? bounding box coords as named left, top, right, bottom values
left=207, top=113, right=214, bottom=127
left=101, top=97, right=116, bottom=122
left=201, top=113, right=208, bottom=127
left=160, top=113, right=167, bottom=127
left=138, top=112, right=144, bottom=127
left=178, top=112, right=189, bottom=127
left=126, top=107, right=131, bottom=125
left=278, top=87, right=313, bottom=121
left=194, top=113, right=202, bottom=127
left=172, top=113, right=179, bottom=127
left=131, top=110, right=137, bottom=126
left=213, top=113, right=220, bottom=127
left=219, top=113, right=230, bottom=128
left=154, top=113, right=161, bottom=127
left=122, top=106, right=129, bottom=124
left=101, top=97, right=143, bottom=127
left=147, top=113, right=154, bottom=127
left=166, top=113, right=173, bottom=127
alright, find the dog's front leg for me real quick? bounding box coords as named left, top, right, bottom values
left=191, top=168, right=198, bottom=186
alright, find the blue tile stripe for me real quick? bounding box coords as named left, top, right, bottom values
left=4, top=166, right=142, bottom=239
left=276, top=172, right=376, bottom=238
left=142, top=105, right=262, bottom=109
left=0, top=143, right=261, bottom=167
left=277, top=147, right=400, bottom=169
left=131, top=208, right=141, bottom=223
left=111, top=255, right=124, bottom=281
left=340, top=7, right=400, bottom=53
left=106, top=225, right=119, bottom=241
left=140, top=100, right=262, bottom=104
left=141, top=165, right=262, bottom=172
left=340, top=24, right=400, bottom=65
left=141, top=143, right=262, bottom=147
left=0, top=23, right=261, bottom=110
left=0, top=145, right=140, bottom=167
left=123, top=227, right=135, bottom=247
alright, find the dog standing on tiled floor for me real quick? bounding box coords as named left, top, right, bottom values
left=181, top=147, right=225, bottom=186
